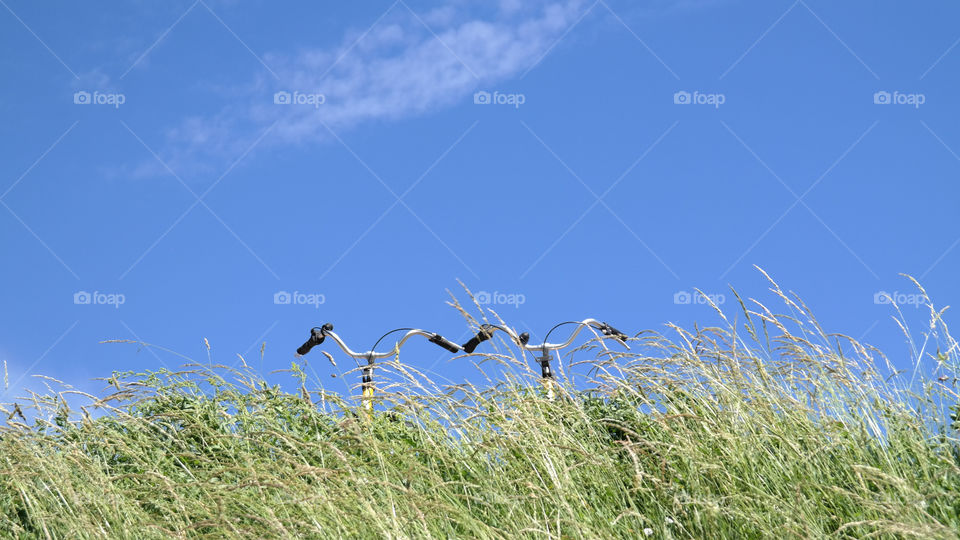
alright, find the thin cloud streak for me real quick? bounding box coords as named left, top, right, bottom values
left=145, top=1, right=588, bottom=175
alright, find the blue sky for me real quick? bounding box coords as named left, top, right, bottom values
left=1, top=0, right=958, bottom=405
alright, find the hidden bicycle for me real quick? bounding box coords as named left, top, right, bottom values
left=295, top=318, right=629, bottom=407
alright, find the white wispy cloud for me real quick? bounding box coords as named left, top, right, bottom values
left=262, top=0, right=585, bottom=139
left=142, top=0, right=589, bottom=176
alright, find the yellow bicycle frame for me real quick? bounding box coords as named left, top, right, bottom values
left=362, top=384, right=375, bottom=411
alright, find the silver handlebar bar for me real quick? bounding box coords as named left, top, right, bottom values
left=322, top=329, right=453, bottom=362
left=460, top=319, right=629, bottom=355
left=492, top=319, right=627, bottom=352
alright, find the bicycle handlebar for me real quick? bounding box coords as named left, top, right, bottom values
left=296, top=323, right=464, bottom=363
left=296, top=318, right=629, bottom=380
left=295, top=317, right=629, bottom=407
left=461, top=319, right=629, bottom=354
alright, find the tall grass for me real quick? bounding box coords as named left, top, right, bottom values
left=1, top=275, right=959, bottom=538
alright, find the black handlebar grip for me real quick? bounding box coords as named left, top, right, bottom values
left=296, top=327, right=326, bottom=355
left=461, top=325, right=494, bottom=353
left=429, top=334, right=461, bottom=353
left=602, top=322, right=628, bottom=341
left=461, top=335, right=483, bottom=354
left=296, top=339, right=315, bottom=356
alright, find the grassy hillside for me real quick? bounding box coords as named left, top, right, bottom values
left=2, top=279, right=959, bottom=538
